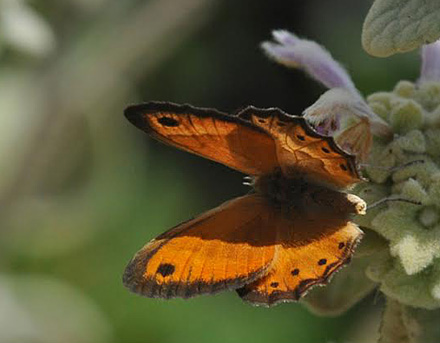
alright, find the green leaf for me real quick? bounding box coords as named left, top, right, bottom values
left=362, top=0, right=440, bottom=57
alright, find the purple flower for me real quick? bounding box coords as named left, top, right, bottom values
left=262, top=30, right=357, bottom=91
left=419, top=40, right=440, bottom=84
left=261, top=30, right=391, bottom=161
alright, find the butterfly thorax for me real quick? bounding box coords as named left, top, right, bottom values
left=253, top=169, right=366, bottom=216
left=254, top=169, right=306, bottom=208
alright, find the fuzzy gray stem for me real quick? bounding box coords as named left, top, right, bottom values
left=379, top=299, right=410, bottom=343
left=379, top=298, right=440, bottom=343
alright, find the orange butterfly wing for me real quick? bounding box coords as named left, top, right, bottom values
left=123, top=190, right=363, bottom=304
left=238, top=107, right=361, bottom=188
left=123, top=195, right=277, bottom=298
left=237, top=217, right=362, bottom=306
left=124, top=102, right=279, bottom=175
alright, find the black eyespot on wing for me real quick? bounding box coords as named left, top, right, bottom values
left=291, top=269, right=300, bottom=276
left=322, top=147, right=330, bottom=153
left=340, top=164, right=348, bottom=171
left=156, top=263, right=175, bottom=277
left=158, top=117, right=179, bottom=127
left=270, top=282, right=279, bottom=288
left=296, top=135, right=305, bottom=141
left=258, top=118, right=266, bottom=124
left=318, top=259, right=327, bottom=266
left=338, top=242, right=345, bottom=249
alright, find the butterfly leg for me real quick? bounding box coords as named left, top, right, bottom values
left=243, top=176, right=255, bottom=187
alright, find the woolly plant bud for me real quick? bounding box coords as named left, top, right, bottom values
left=360, top=79, right=440, bottom=309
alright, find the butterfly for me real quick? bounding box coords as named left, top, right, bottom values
left=122, top=101, right=366, bottom=306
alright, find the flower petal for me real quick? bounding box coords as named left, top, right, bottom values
left=261, top=30, right=357, bottom=91
left=336, top=118, right=373, bottom=162
left=419, top=40, right=440, bottom=84
left=304, top=88, right=391, bottom=137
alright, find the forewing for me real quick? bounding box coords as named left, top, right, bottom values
left=123, top=194, right=277, bottom=299
left=125, top=102, right=279, bottom=175
left=238, top=107, right=361, bottom=188
left=237, top=213, right=363, bottom=306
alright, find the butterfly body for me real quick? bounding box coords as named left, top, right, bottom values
left=123, top=102, right=365, bottom=306
left=254, top=169, right=364, bottom=216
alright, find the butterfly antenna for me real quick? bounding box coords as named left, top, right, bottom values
left=367, top=197, right=422, bottom=211
left=359, top=159, right=425, bottom=172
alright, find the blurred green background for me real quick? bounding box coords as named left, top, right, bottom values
left=0, top=1, right=420, bottom=342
